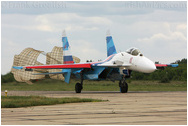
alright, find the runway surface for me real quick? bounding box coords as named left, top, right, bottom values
left=1, top=91, right=187, bottom=125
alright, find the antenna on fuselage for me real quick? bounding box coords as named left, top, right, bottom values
left=106, top=29, right=111, bottom=36
left=62, top=30, right=66, bottom=37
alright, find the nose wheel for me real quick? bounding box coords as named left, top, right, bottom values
left=119, top=77, right=128, bottom=93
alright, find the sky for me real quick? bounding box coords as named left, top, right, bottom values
left=1, top=1, right=187, bottom=74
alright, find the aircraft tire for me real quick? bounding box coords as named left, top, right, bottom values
left=119, top=81, right=128, bottom=93
left=75, top=83, right=82, bottom=93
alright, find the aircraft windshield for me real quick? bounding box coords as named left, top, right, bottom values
left=126, top=48, right=141, bottom=56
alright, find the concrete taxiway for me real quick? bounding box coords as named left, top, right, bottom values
left=1, top=91, right=187, bottom=125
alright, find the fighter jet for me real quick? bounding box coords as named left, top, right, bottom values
left=13, top=30, right=178, bottom=93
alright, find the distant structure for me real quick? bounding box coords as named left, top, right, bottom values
left=11, top=46, right=80, bottom=84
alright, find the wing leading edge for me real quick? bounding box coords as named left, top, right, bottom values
left=155, top=64, right=178, bottom=68
left=13, top=63, right=91, bottom=84
left=13, top=63, right=91, bottom=70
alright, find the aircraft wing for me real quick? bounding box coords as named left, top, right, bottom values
left=13, top=63, right=91, bottom=70
left=155, top=64, right=178, bottom=68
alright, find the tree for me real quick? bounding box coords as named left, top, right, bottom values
left=160, top=75, right=170, bottom=83
left=1, top=72, right=15, bottom=83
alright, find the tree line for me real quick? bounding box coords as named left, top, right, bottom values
left=1, top=58, right=187, bottom=83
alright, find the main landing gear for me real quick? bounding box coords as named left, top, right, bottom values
left=75, top=72, right=129, bottom=93
left=75, top=73, right=83, bottom=93
left=119, top=76, right=128, bottom=93
left=75, top=82, right=83, bottom=93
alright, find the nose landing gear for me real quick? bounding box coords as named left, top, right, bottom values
left=75, top=82, right=83, bottom=93
left=75, top=72, right=84, bottom=93
left=119, top=77, right=128, bottom=93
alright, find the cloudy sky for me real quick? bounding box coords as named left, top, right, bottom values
left=1, top=1, right=187, bottom=74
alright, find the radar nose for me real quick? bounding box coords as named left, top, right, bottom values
left=144, top=58, right=156, bottom=73
left=138, top=56, right=156, bottom=73
left=148, top=61, right=157, bottom=72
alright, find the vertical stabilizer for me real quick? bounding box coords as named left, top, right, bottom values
left=62, top=30, right=74, bottom=64
left=62, top=30, right=73, bottom=83
left=106, top=30, right=117, bottom=57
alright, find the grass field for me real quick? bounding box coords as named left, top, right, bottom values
left=1, top=79, right=187, bottom=92
left=1, top=96, right=105, bottom=108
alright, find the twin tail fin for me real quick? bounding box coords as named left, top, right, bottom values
left=106, top=30, right=117, bottom=57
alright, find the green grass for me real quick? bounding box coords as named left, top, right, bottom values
left=128, top=81, right=187, bottom=91
left=1, top=96, right=105, bottom=108
left=1, top=79, right=187, bottom=92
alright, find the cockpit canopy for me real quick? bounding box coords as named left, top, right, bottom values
left=126, top=48, right=142, bottom=56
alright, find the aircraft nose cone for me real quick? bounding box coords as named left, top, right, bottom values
left=144, top=58, right=156, bottom=73
left=148, top=61, right=156, bottom=72
left=138, top=56, right=156, bottom=73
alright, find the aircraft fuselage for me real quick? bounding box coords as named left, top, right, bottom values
left=81, top=51, right=156, bottom=81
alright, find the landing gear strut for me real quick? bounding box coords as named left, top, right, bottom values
left=75, top=72, right=83, bottom=93
left=75, top=83, right=83, bottom=93
left=119, top=76, right=128, bottom=93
